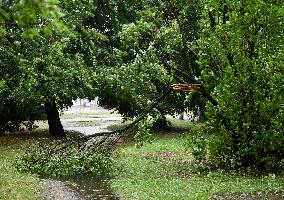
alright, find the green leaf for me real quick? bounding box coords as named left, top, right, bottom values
left=0, top=81, right=4, bottom=90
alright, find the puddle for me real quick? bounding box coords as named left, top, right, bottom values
left=62, top=174, right=120, bottom=200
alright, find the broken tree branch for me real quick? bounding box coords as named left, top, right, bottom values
left=162, top=60, right=218, bottom=106
left=161, top=60, right=236, bottom=135
left=83, top=88, right=173, bottom=141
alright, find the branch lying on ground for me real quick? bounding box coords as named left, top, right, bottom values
left=51, top=88, right=173, bottom=151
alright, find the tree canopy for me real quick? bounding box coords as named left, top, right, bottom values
left=96, top=0, right=204, bottom=122
left=195, top=0, right=284, bottom=169
left=0, top=0, right=96, bottom=134
left=1, top=0, right=284, bottom=169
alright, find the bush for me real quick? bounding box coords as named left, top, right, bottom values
left=184, top=125, right=209, bottom=163
left=194, top=0, right=284, bottom=171
left=0, top=93, right=46, bottom=133
left=185, top=123, right=284, bottom=171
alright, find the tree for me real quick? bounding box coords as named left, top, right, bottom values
left=96, top=0, right=204, bottom=127
left=195, top=0, right=284, bottom=169
left=0, top=0, right=63, bottom=133
left=0, top=0, right=96, bottom=136
left=0, top=0, right=145, bottom=135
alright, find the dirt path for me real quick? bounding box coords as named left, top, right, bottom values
left=38, top=180, right=84, bottom=200
left=38, top=105, right=122, bottom=200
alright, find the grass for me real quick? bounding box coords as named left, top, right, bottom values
left=107, top=120, right=132, bottom=132
left=60, top=111, right=113, bottom=119
left=0, top=133, right=43, bottom=200
left=0, top=129, right=85, bottom=199
left=169, top=119, right=193, bottom=130
left=107, top=119, right=193, bottom=133
left=75, top=121, right=99, bottom=126
left=111, top=124, right=284, bottom=200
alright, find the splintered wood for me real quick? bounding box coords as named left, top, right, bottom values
left=170, top=84, right=201, bottom=93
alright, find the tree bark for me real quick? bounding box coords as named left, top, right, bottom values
left=45, top=102, right=65, bottom=137
left=179, top=112, right=184, bottom=120
left=152, top=116, right=171, bottom=131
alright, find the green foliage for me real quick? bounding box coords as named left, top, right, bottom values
left=0, top=0, right=97, bottom=132
left=16, top=143, right=115, bottom=177
left=196, top=0, right=284, bottom=170
left=0, top=81, right=4, bottom=90
left=96, top=0, right=203, bottom=120
left=184, top=126, right=208, bottom=163
left=186, top=124, right=284, bottom=171
left=134, top=119, right=154, bottom=147
left=0, top=0, right=66, bottom=38
left=0, top=89, right=46, bottom=133
left=0, top=0, right=203, bottom=133
left=1, top=0, right=283, bottom=173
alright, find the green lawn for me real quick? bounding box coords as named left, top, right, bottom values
left=60, top=111, right=112, bottom=119
left=75, top=121, right=99, bottom=126
left=1, top=120, right=283, bottom=200
left=0, top=134, right=42, bottom=200
left=111, top=127, right=284, bottom=200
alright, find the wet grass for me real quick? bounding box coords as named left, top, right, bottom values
left=107, top=120, right=132, bottom=132
left=111, top=121, right=284, bottom=200
left=75, top=121, right=99, bottom=127
left=107, top=119, right=193, bottom=133
left=169, top=119, right=195, bottom=130
left=0, top=129, right=86, bottom=200
left=0, top=132, right=44, bottom=200
left=60, top=111, right=114, bottom=119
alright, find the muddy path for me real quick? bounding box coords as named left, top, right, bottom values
left=38, top=105, right=122, bottom=200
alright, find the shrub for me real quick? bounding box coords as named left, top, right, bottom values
left=194, top=0, right=284, bottom=171
left=184, top=125, right=209, bottom=163
left=185, top=123, right=284, bottom=171
left=0, top=93, right=46, bottom=133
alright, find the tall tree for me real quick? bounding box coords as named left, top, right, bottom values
left=0, top=0, right=96, bottom=136
left=196, top=0, right=284, bottom=169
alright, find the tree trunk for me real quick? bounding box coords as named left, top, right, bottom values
left=152, top=116, right=171, bottom=131
left=45, top=102, right=65, bottom=137
left=152, top=107, right=171, bottom=131
left=178, top=112, right=184, bottom=120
